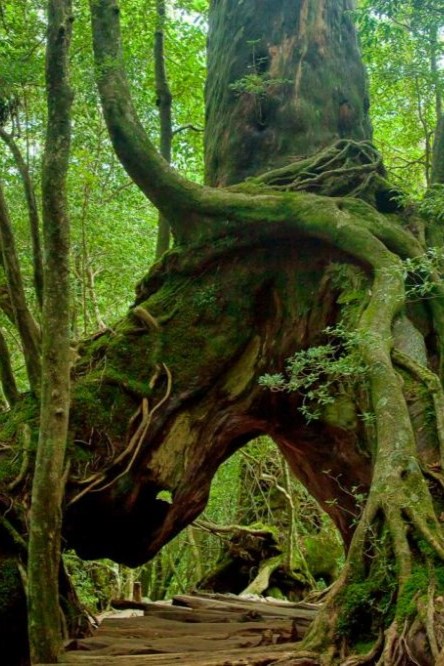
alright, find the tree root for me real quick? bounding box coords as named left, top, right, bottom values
left=68, top=363, right=172, bottom=504
left=392, top=347, right=444, bottom=470
left=250, top=139, right=393, bottom=210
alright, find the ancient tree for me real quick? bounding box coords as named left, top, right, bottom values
left=1, top=0, right=444, bottom=664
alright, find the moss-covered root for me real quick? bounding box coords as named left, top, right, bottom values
left=277, top=214, right=444, bottom=665
left=298, top=494, right=444, bottom=664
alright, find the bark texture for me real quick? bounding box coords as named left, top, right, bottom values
left=154, top=0, right=172, bottom=259
left=205, top=0, right=372, bottom=186
left=0, top=128, right=44, bottom=308
left=27, top=0, right=73, bottom=661
left=432, top=114, right=444, bottom=185
left=0, top=181, right=41, bottom=395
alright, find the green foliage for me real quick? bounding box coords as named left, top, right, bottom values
left=419, top=184, right=444, bottom=222
left=0, top=0, right=207, bottom=374
left=0, top=559, right=22, bottom=612
left=64, top=551, right=118, bottom=612
left=229, top=73, right=292, bottom=97
left=259, top=324, right=369, bottom=423
left=403, top=245, right=444, bottom=299
left=355, top=0, right=443, bottom=193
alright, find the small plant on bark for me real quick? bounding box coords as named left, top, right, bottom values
left=259, top=324, right=370, bottom=423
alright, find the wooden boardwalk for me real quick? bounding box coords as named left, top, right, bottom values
left=40, top=594, right=319, bottom=666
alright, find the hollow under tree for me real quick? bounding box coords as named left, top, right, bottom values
left=1, top=0, right=444, bottom=664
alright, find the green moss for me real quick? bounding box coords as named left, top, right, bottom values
left=266, top=585, right=287, bottom=600
left=417, top=538, right=437, bottom=559
left=337, top=581, right=375, bottom=639
left=354, top=640, right=376, bottom=655
left=396, top=567, right=428, bottom=621
left=70, top=375, right=136, bottom=441
left=303, top=533, right=342, bottom=581
left=0, top=457, right=20, bottom=484
left=321, top=394, right=358, bottom=430
left=337, top=563, right=396, bottom=641
left=0, top=395, right=38, bottom=440
left=0, top=559, right=22, bottom=613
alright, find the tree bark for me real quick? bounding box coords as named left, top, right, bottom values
left=0, top=180, right=41, bottom=395
left=432, top=114, right=444, bottom=185
left=205, top=0, right=372, bottom=186
left=83, top=2, right=444, bottom=662
left=154, top=0, right=172, bottom=259
left=27, top=0, right=73, bottom=662
left=0, top=326, right=19, bottom=406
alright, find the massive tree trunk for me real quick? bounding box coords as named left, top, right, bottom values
left=203, top=0, right=373, bottom=598
left=1, top=1, right=444, bottom=664
left=205, top=0, right=371, bottom=185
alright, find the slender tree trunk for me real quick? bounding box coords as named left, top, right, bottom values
left=430, top=23, right=443, bottom=185
left=0, top=128, right=44, bottom=308
left=154, top=0, right=173, bottom=259
left=27, top=0, right=73, bottom=662
left=432, top=114, right=444, bottom=185
left=0, top=326, right=19, bottom=405
left=0, top=180, right=41, bottom=394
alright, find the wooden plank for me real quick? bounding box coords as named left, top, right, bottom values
left=38, top=643, right=301, bottom=665
left=41, top=594, right=318, bottom=666
left=171, top=595, right=317, bottom=621
left=65, top=615, right=301, bottom=655
left=196, top=592, right=319, bottom=611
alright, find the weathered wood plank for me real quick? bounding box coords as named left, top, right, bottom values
left=171, top=595, right=318, bottom=620
left=38, top=643, right=300, bottom=665
left=40, top=594, right=318, bottom=666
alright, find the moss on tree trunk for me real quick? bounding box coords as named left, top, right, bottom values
left=205, top=0, right=371, bottom=186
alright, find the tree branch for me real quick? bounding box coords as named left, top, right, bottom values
left=89, top=0, right=202, bottom=239
left=0, top=128, right=44, bottom=307
left=154, top=0, right=172, bottom=258
left=89, top=0, right=425, bottom=265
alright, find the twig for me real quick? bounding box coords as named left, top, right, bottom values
left=172, top=123, right=203, bottom=136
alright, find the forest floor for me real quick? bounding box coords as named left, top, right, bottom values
left=37, top=594, right=319, bottom=665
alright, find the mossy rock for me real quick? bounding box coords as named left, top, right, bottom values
left=302, top=532, right=343, bottom=583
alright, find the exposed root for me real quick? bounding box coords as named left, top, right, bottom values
left=270, top=649, right=322, bottom=665
left=404, top=506, right=444, bottom=559
left=251, top=139, right=392, bottom=209
left=423, top=582, right=439, bottom=660
left=392, top=348, right=444, bottom=470
left=68, top=364, right=172, bottom=505
left=341, top=631, right=383, bottom=665
left=131, top=304, right=161, bottom=331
